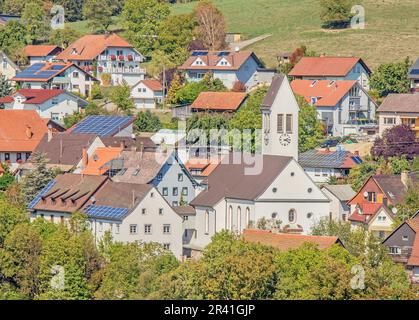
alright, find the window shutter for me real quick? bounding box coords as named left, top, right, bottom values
left=286, top=114, right=293, bottom=133
left=277, top=114, right=283, bottom=133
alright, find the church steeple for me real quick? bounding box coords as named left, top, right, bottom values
left=261, top=74, right=299, bottom=160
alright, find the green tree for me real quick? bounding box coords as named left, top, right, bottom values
left=82, top=0, right=114, bottom=33
left=21, top=0, right=50, bottom=44
left=0, top=198, right=27, bottom=245
left=49, top=28, right=80, bottom=48
left=0, top=21, right=29, bottom=55
left=166, top=73, right=183, bottom=105
left=297, top=95, right=324, bottom=152
left=395, top=180, right=419, bottom=225
left=21, top=152, right=55, bottom=205
left=110, top=82, right=135, bottom=115
left=370, top=58, right=412, bottom=97
left=0, top=75, right=12, bottom=98
left=54, top=0, right=85, bottom=22
left=90, top=83, right=103, bottom=100
left=0, top=163, right=15, bottom=191
left=1, top=0, right=26, bottom=15
left=122, top=0, right=170, bottom=56
left=134, top=110, right=162, bottom=133
left=347, top=161, right=378, bottom=191
left=319, top=0, right=355, bottom=29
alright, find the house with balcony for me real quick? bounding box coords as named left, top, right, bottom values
left=178, top=50, right=275, bottom=90
left=409, top=58, right=419, bottom=93
left=377, top=93, right=419, bottom=137
left=56, top=33, right=146, bottom=86
left=289, top=56, right=371, bottom=90
left=291, top=79, right=378, bottom=136
left=12, top=62, right=98, bottom=97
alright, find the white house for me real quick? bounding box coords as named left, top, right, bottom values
left=56, top=33, right=146, bottom=86
left=178, top=50, right=275, bottom=91
left=0, top=50, right=20, bottom=81
left=23, top=45, right=63, bottom=65
left=0, top=89, right=87, bottom=123
left=12, top=62, right=98, bottom=97
left=131, top=79, right=164, bottom=109
left=291, top=79, right=378, bottom=136
left=29, top=174, right=184, bottom=259
left=320, top=184, right=356, bottom=221
left=289, top=56, right=371, bottom=91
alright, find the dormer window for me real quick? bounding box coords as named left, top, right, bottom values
left=193, top=58, right=206, bottom=66
left=310, top=97, right=318, bottom=104
left=71, top=48, right=78, bottom=55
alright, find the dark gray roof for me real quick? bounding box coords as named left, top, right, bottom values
left=299, top=149, right=355, bottom=169
left=190, top=153, right=293, bottom=207
left=261, top=74, right=285, bottom=109
left=409, top=58, right=419, bottom=79
left=377, top=94, right=419, bottom=113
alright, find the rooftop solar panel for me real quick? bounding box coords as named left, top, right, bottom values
left=72, top=115, right=134, bottom=136
left=84, top=205, right=129, bottom=221
left=192, top=51, right=208, bottom=56
left=28, top=180, right=56, bottom=209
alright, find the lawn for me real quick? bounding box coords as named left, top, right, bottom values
left=67, top=0, right=419, bottom=70
left=172, top=0, right=419, bottom=69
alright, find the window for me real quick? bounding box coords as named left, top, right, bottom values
left=286, top=114, right=293, bottom=133
left=402, top=235, right=409, bottom=241
left=144, top=224, right=152, bottom=235
left=342, top=213, right=347, bottom=222
left=183, top=215, right=189, bottom=221
left=227, top=206, right=233, bottom=230
left=173, top=187, right=178, bottom=196
left=237, top=207, right=241, bottom=232
left=178, top=173, right=183, bottom=182
left=163, top=224, right=171, bottom=234
left=288, top=209, right=296, bottom=223
left=172, top=201, right=178, bottom=206
left=157, top=173, right=163, bottom=181
left=182, top=187, right=188, bottom=196
left=16, top=153, right=22, bottom=161
left=142, top=208, right=146, bottom=215
left=163, top=243, right=171, bottom=250
left=162, top=187, right=168, bottom=196
left=389, top=247, right=401, bottom=254
left=72, top=72, right=79, bottom=78
left=367, top=192, right=376, bottom=202
left=50, top=215, right=54, bottom=223
left=116, top=224, right=120, bottom=234
left=51, top=98, right=58, bottom=105
left=384, top=117, right=396, bottom=125
left=26, top=153, right=31, bottom=160
left=315, top=168, right=321, bottom=177
left=322, top=169, right=330, bottom=177
left=116, top=50, right=123, bottom=56
left=310, top=96, right=318, bottom=105
left=5, top=153, right=10, bottom=161
left=245, top=207, right=250, bottom=228
left=129, top=224, right=137, bottom=234
left=150, top=192, right=154, bottom=198
left=277, top=114, right=284, bottom=133
left=99, top=222, right=103, bottom=232
left=159, top=208, right=163, bottom=215
left=205, top=210, right=209, bottom=234
left=51, top=113, right=60, bottom=121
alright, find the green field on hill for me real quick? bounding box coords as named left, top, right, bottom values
left=67, top=0, right=419, bottom=70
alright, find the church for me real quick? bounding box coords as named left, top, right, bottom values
left=183, top=74, right=331, bottom=255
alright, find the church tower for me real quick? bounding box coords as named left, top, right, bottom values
left=260, top=74, right=299, bottom=160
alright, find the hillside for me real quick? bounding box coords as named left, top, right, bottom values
left=172, top=0, right=419, bottom=69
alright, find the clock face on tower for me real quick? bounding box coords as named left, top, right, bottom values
left=279, top=133, right=291, bottom=146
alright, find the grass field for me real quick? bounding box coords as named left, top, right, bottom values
left=67, top=0, right=419, bottom=70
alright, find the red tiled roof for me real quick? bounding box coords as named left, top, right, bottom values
left=24, top=45, right=61, bottom=57
left=289, top=56, right=364, bottom=77
left=191, top=92, right=247, bottom=111
left=0, top=110, right=49, bottom=152
left=179, top=50, right=258, bottom=71
left=141, top=79, right=163, bottom=91
left=348, top=208, right=367, bottom=223
left=56, top=33, right=133, bottom=61
left=81, top=147, right=123, bottom=175
left=291, top=80, right=357, bottom=107
left=243, top=229, right=341, bottom=250
left=359, top=202, right=383, bottom=215
left=0, top=89, right=65, bottom=104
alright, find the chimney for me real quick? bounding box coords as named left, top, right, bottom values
left=82, top=148, right=88, bottom=168
left=25, top=126, right=33, bottom=139
left=376, top=168, right=382, bottom=175
left=354, top=150, right=359, bottom=156
left=401, top=171, right=409, bottom=188
left=47, top=126, right=53, bottom=142
left=120, top=140, right=125, bottom=149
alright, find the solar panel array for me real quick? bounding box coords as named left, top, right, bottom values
left=192, top=51, right=208, bottom=56
left=299, top=150, right=349, bottom=168
left=28, top=180, right=56, bottom=209
left=15, top=63, right=64, bottom=79
left=217, top=51, right=230, bottom=57
left=72, top=115, right=133, bottom=136
left=84, top=205, right=129, bottom=221
left=351, top=156, right=363, bottom=164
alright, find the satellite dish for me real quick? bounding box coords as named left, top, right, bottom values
left=234, top=46, right=240, bottom=52
left=363, top=191, right=368, bottom=198
left=392, top=207, right=398, bottom=214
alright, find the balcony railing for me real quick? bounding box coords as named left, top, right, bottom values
left=98, top=55, right=142, bottom=62
left=98, top=67, right=146, bottom=74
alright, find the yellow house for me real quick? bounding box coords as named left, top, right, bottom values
left=367, top=206, right=396, bottom=239
left=0, top=51, right=21, bottom=81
